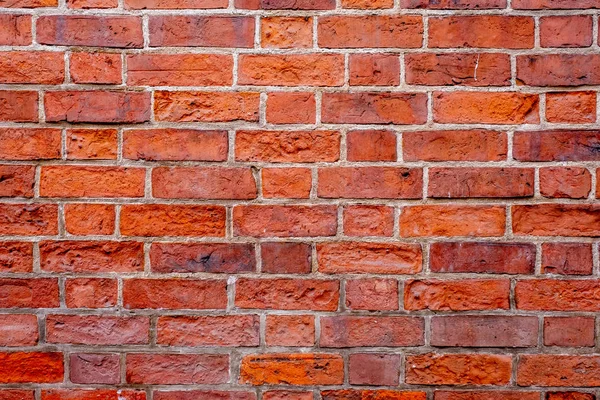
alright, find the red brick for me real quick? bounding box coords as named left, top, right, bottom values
left=239, top=54, right=344, bottom=86
left=46, top=315, right=149, bottom=345
left=155, top=392, right=254, bottom=400
left=151, top=242, right=255, bottom=273
left=349, top=353, right=401, bottom=385
left=349, top=54, right=400, bottom=86
left=127, top=54, right=232, bottom=86
left=542, top=243, right=593, bottom=275
left=149, top=16, right=254, bottom=47
left=45, top=91, right=150, bottom=123
left=320, top=316, right=424, bottom=347
left=257, top=0, right=335, bottom=8
left=0, top=242, right=33, bottom=273
left=69, top=53, right=122, bottom=84
left=405, top=53, right=511, bottom=86
left=67, top=0, right=117, bottom=8
left=261, top=17, right=312, bottom=48
left=261, top=242, right=312, bottom=274
left=346, top=130, right=397, bottom=162
left=234, top=205, right=337, bottom=237
left=154, top=91, right=259, bottom=122
left=65, top=278, right=118, bottom=308
left=406, top=353, right=512, bottom=385
left=40, top=241, right=143, bottom=273
left=236, top=130, right=339, bottom=162
left=430, top=242, right=535, bottom=274
left=342, top=0, right=394, bottom=7
left=153, top=167, right=256, bottom=200
left=403, top=0, right=505, bottom=7
left=517, top=55, right=600, bottom=86
left=262, top=168, right=312, bottom=199
left=37, top=16, right=142, bottom=48
left=514, top=0, right=600, bottom=7
left=317, top=242, right=422, bottom=274
left=546, top=393, right=596, bottom=400
left=319, top=167, right=422, bottom=199
left=434, top=92, right=539, bottom=124
left=403, top=130, right=507, bottom=161
left=125, top=0, right=226, bottom=8
left=40, top=166, right=145, bottom=198
left=544, top=317, right=595, bottom=347
left=428, top=167, right=534, bottom=198
left=66, top=129, right=118, bottom=160
left=41, top=390, right=145, bottom=400
left=265, top=315, right=315, bottom=346
left=400, top=205, right=506, bottom=237
left=264, top=392, right=311, bottom=400
left=123, top=278, right=227, bottom=309
left=434, top=392, right=538, bottom=400
left=0, top=204, right=58, bottom=235
left=547, top=91, right=596, bottom=123
left=322, top=92, right=427, bottom=124
left=157, top=315, right=259, bottom=346
left=540, top=16, right=593, bottom=47
left=429, top=16, right=534, bottom=49
left=0, top=352, right=63, bottom=383
left=405, top=279, right=510, bottom=311
left=319, top=16, right=423, bottom=48
left=514, top=130, right=600, bottom=161
left=0, top=51, right=63, bottom=84
left=0, top=165, right=35, bottom=198
left=0, top=314, right=38, bottom=346
left=0, top=15, right=31, bottom=46
left=431, top=316, right=538, bottom=347
left=124, top=129, right=227, bottom=161
left=120, top=204, right=226, bottom=237
left=323, top=391, right=426, bottom=400
left=266, top=92, right=316, bottom=124
left=0, top=278, right=58, bottom=308
left=345, top=278, right=399, bottom=311
left=518, top=355, right=600, bottom=386
left=235, top=278, right=339, bottom=311
left=513, top=204, right=600, bottom=236
left=516, top=279, right=600, bottom=311
left=0, top=390, right=35, bottom=400
left=126, top=353, right=229, bottom=384
left=64, top=204, right=115, bottom=235
left=69, top=353, right=120, bottom=384
left=0, top=91, right=38, bottom=122
left=240, top=353, right=343, bottom=385
left=540, top=167, right=591, bottom=199
left=343, top=205, right=394, bottom=237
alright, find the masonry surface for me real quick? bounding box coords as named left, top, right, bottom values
left=0, top=0, right=599, bottom=398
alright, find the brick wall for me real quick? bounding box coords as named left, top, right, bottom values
left=0, top=0, right=599, bottom=398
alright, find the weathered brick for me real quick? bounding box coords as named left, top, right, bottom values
left=517, top=55, right=600, bottom=86
left=261, top=17, right=312, bottom=48
left=406, top=353, right=512, bottom=385
left=40, top=241, right=143, bottom=273
left=405, top=279, right=510, bottom=310
left=428, top=167, right=534, bottom=198
left=70, top=53, right=121, bottom=84
left=544, top=317, right=595, bottom=347
left=542, top=243, right=593, bottom=275
left=266, top=92, right=316, bottom=124
left=46, top=314, right=149, bottom=345
left=518, top=355, right=600, bottom=386
left=149, top=16, right=254, bottom=47
left=235, top=278, right=339, bottom=311
left=0, top=278, right=58, bottom=308
left=123, top=278, right=227, bottom=309
left=126, top=353, right=229, bottom=384
left=400, top=205, right=506, bottom=237
left=434, top=392, right=538, bottom=400
left=66, top=129, right=118, bottom=160
left=262, top=168, right=312, bottom=199
left=0, top=91, right=38, bottom=122
left=41, top=390, right=145, bottom=400
left=513, top=204, right=600, bottom=236
left=516, top=279, right=600, bottom=310
left=124, top=129, right=227, bottom=161
left=345, top=278, right=399, bottom=310
left=320, top=316, right=424, bottom=347
left=319, top=16, right=423, bottom=48
left=0, top=52, right=64, bottom=84
left=69, top=353, right=120, bottom=384
left=154, top=91, right=259, bottom=122
left=0, top=390, right=35, bottom=400
left=540, top=167, right=591, bottom=199
left=319, top=167, right=422, bottom=199
left=349, top=54, right=400, bottom=86
left=0, top=242, right=33, bottom=273
left=514, top=131, right=600, bottom=161
left=343, top=205, right=394, bottom=237
left=236, top=130, right=340, bottom=162
left=430, top=242, right=536, bottom=274
left=0, top=204, right=58, bottom=235
left=346, top=130, right=397, bottom=162
left=157, top=315, right=260, bottom=346
left=431, top=316, right=538, bottom=347
left=0, top=353, right=63, bottom=383
left=0, top=15, right=31, bottom=46
left=403, top=0, right=504, bottom=7
left=64, top=204, right=115, bottom=235
left=265, top=315, right=315, bottom=347
left=126, top=0, right=226, bottom=8
left=540, top=16, right=593, bottom=47
left=264, top=392, right=311, bottom=400
left=234, top=205, right=337, bottom=237
left=317, top=242, right=422, bottom=274
left=406, top=53, right=511, bottom=86
left=546, top=92, right=596, bottom=123
left=240, top=353, right=344, bottom=385
left=150, top=242, right=255, bottom=273
left=0, top=314, right=38, bottom=346
left=65, top=278, right=118, bottom=308
left=0, top=165, right=35, bottom=198
left=403, top=130, right=507, bottom=161
left=155, top=392, right=253, bottom=400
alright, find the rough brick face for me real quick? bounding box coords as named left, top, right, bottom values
left=1, top=0, right=599, bottom=395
